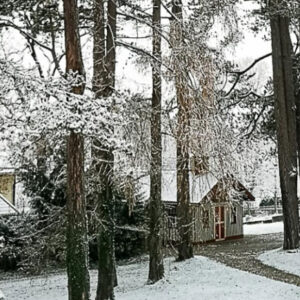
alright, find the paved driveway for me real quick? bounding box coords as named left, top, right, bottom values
left=195, top=233, right=300, bottom=286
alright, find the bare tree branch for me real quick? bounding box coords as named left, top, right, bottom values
left=225, top=52, right=272, bottom=96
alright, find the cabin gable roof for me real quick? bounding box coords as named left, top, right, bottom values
left=162, top=173, right=255, bottom=205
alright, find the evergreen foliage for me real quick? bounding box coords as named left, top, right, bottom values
left=19, top=148, right=66, bottom=215
left=0, top=162, right=147, bottom=272
left=114, top=193, right=146, bottom=260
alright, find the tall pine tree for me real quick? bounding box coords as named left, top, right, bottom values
left=269, top=0, right=299, bottom=249
left=63, top=0, right=90, bottom=299
left=148, top=0, right=164, bottom=284
left=172, top=0, right=193, bottom=261
left=93, top=0, right=117, bottom=299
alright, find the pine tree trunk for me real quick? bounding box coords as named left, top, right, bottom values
left=296, top=93, right=300, bottom=169
left=93, top=0, right=117, bottom=299
left=176, top=88, right=193, bottom=261
left=294, top=13, right=300, bottom=187
left=148, top=0, right=164, bottom=284
left=105, top=0, right=116, bottom=96
left=63, top=0, right=90, bottom=299
left=95, top=168, right=115, bottom=300
left=269, top=0, right=299, bottom=250
left=176, top=126, right=193, bottom=260
left=172, top=0, right=193, bottom=261
left=92, top=0, right=105, bottom=96
left=294, top=59, right=300, bottom=181
left=66, top=133, right=90, bottom=300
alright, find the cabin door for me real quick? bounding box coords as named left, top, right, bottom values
left=215, top=206, right=225, bottom=241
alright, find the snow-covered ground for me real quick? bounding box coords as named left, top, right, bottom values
left=243, top=214, right=281, bottom=223
left=1, top=256, right=300, bottom=300
left=244, top=222, right=283, bottom=235
left=259, top=248, right=300, bottom=277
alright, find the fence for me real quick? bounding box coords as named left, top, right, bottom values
left=245, top=205, right=300, bottom=217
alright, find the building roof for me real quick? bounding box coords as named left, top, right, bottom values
left=0, top=168, right=15, bottom=175
left=201, top=175, right=255, bottom=203
left=190, top=173, right=219, bottom=203
left=0, top=193, right=19, bottom=215
left=162, top=172, right=255, bottom=204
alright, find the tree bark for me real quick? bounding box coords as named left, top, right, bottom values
left=148, top=0, right=164, bottom=284
left=105, top=0, right=117, bottom=95
left=172, top=0, right=194, bottom=261
left=294, top=12, right=300, bottom=187
left=269, top=0, right=299, bottom=250
left=296, top=93, right=300, bottom=169
left=95, top=175, right=115, bottom=300
left=93, top=0, right=106, bottom=97
left=63, top=0, right=90, bottom=299
left=93, top=0, right=117, bottom=299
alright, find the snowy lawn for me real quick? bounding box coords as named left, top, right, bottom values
left=1, top=256, right=300, bottom=300
left=259, top=248, right=300, bottom=277
left=244, top=221, right=283, bottom=235
left=244, top=214, right=272, bottom=223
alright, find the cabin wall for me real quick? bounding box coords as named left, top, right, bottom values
left=225, top=203, right=243, bottom=238
left=163, top=201, right=244, bottom=245
left=0, top=174, right=15, bottom=204
left=191, top=203, right=243, bottom=243
left=163, top=203, right=215, bottom=244
left=191, top=204, right=215, bottom=243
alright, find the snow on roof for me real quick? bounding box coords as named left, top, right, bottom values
left=161, top=171, right=255, bottom=203
left=0, top=168, right=15, bottom=175
left=162, top=171, right=218, bottom=203
left=190, top=173, right=218, bottom=203
left=161, top=171, right=176, bottom=201
left=0, top=193, right=19, bottom=215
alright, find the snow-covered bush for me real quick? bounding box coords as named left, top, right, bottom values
left=0, top=215, right=31, bottom=271
left=0, top=212, right=66, bottom=273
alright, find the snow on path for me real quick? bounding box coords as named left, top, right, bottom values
left=244, top=222, right=283, bottom=235
left=1, top=256, right=300, bottom=300
left=259, top=248, right=300, bottom=277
